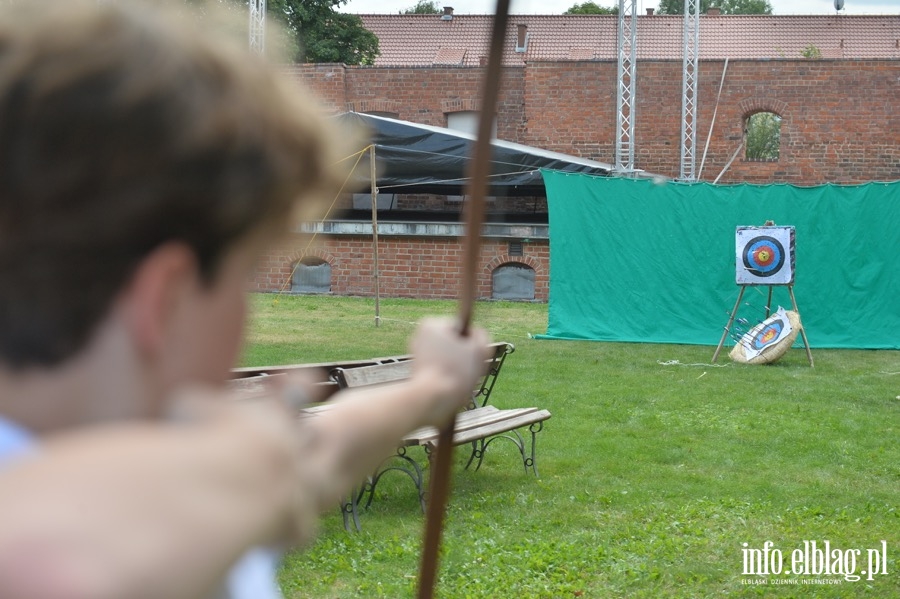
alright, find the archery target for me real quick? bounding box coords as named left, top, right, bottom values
left=743, top=236, right=784, bottom=277
left=730, top=308, right=801, bottom=365
left=736, top=226, right=795, bottom=285
left=750, top=316, right=787, bottom=352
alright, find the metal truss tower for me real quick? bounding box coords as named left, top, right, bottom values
left=679, top=0, right=700, bottom=181
left=249, top=0, right=266, bottom=55
left=615, top=0, right=638, bottom=174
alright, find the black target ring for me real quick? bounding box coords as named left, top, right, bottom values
left=742, top=235, right=785, bottom=278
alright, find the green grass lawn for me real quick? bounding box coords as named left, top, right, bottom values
left=242, top=294, right=899, bottom=598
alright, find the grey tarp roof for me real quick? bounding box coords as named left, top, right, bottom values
left=337, top=112, right=616, bottom=197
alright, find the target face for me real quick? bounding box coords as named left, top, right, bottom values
left=751, top=318, right=786, bottom=351
left=731, top=307, right=799, bottom=363
left=743, top=236, right=785, bottom=278
left=736, top=226, right=795, bottom=285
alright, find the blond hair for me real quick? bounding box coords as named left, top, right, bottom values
left=0, top=1, right=339, bottom=367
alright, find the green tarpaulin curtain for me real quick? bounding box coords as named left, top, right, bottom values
left=537, top=172, right=900, bottom=349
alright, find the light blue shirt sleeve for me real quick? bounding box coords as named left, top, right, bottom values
left=0, top=416, right=284, bottom=599
left=225, top=547, right=284, bottom=599
left=0, top=416, right=34, bottom=467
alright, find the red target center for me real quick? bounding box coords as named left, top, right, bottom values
left=761, top=328, right=778, bottom=344
left=753, top=247, right=774, bottom=266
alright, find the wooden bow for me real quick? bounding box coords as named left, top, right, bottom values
left=416, top=2, right=511, bottom=597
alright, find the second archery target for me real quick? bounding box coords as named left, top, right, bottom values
left=735, top=225, right=795, bottom=285
left=729, top=307, right=801, bottom=364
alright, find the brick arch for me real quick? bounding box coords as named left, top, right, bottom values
left=286, top=248, right=335, bottom=267
left=441, top=98, right=480, bottom=114
left=346, top=99, right=401, bottom=115
left=484, top=255, right=542, bottom=275
left=738, top=97, right=789, bottom=119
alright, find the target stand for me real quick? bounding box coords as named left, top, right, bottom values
left=711, top=225, right=813, bottom=366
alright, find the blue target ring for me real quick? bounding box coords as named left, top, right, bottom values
left=742, top=236, right=785, bottom=278
left=751, top=318, right=785, bottom=351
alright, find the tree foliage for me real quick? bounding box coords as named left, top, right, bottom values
left=655, top=0, right=772, bottom=15
left=402, top=0, right=441, bottom=14
left=800, top=44, right=822, bottom=59
left=271, top=0, right=379, bottom=65
left=745, top=112, right=781, bottom=161
left=718, top=0, right=773, bottom=13
left=564, top=2, right=618, bottom=14
left=186, top=0, right=379, bottom=65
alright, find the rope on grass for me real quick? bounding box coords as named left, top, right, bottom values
left=657, top=360, right=731, bottom=368
left=379, top=317, right=536, bottom=341
left=374, top=317, right=418, bottom=327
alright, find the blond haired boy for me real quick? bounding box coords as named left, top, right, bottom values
left=0, top=3, right=489, bottom=598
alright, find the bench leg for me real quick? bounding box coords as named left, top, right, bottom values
left=341, top=484, right=366, bottom=532
left=462, top=439, right=480, bottom=471
left=472, top=429, right=526, bottom=473
left=468, top=423, right=545, bottom=477
left=362, top=446, right=427, bottom=515
left=526, top=421, right=544, bottom=477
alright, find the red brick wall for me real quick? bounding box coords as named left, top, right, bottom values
left=271, top=59, right=899, bottom=301
left=522, top=59, right=900, bottom=184
left=523, top=61, right=617, bottom=161
left=282, top=64, right=346, bottom=113
left=295, top=59, right=900, bottom=184
left=295, top=64, right=526, bottom=139
left=252, top=235, right=549, bottom=302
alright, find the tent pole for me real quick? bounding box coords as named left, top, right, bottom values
left=370, top=145, right=381, bottom=327
left=698, top=58, right=728, bottom=180
left=712, top=286, right=745, bottom=362
left=714, top=141, right=743, bottom=184
left=788, top=285, right=814, bottom=367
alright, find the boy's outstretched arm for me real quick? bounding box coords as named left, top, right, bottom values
left=295, top=317, right=492, bottom=514
left=0, top=395, right=316, bottom=599
left=0, top=318, right=490, bottom=599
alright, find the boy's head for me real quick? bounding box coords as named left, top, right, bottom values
left=0, top=1, right=337, bottom=371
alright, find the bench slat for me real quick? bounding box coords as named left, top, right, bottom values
left=400, top=406, right=550, bottom=446
left=334, top=361, right=413, bottom=387
left=450, top=410, right=551, bottom=446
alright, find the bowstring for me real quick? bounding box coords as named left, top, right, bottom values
left=272, top=146, right=371, bottom=302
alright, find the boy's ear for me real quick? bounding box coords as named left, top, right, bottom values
left=120, top=243, right=198, bottom=357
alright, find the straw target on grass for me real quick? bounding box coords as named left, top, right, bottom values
left=729, top=307, right=801, bottom=364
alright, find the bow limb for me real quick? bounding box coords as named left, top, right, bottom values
left=416, top=2, right=512, bottom=597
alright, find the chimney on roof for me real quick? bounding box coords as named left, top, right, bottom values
left=707, top=7, right=721, bottom=15
left=646, top=8, right=654, bottom=15
left=441, top=6, right=454, bottom=20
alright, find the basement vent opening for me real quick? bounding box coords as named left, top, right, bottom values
left=492, top=263, right=535, bottom=301
left=508, top=241, right=524, bottom=256
left=292, top=258, right=331, bottom=294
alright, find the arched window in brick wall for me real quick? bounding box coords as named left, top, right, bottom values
left=291, top=258, right=331, bottom=294
left=745, top=111, right=782, bottom=161
left=492, top=262, right=535, bottom=301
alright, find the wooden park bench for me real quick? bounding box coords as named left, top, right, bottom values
left=329, top=342, right=552, bottom=531
left=230, top=353, right=414, bottom=401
